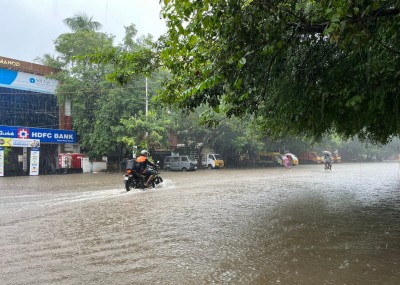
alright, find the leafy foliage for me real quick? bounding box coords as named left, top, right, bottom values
left=63, top=13, right=102, bottom=32
left=112, top=110, right=172, bottom=151
left=86, top=24, right=161, bottom=84
left=159, top=0, right=400, bottom=144
left=40, top=14, right=170, bottom=158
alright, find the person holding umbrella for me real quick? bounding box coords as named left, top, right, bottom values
left=322, top=151, right=333, bottom=170
left=283, top=155, right=292, bottom=170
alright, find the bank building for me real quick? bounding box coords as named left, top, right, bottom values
left=0, top=56, right=78, bottom=176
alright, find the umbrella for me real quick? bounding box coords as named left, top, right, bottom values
left=321, top=150, right=332, bottom=155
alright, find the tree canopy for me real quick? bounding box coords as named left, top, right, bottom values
left=158, top=0, right=400, bottom=144
left=39, top=10, right=400, bottom=163
left=40, top=14, right=170, bottom=158
left=63, top=13, right=102, bottom=32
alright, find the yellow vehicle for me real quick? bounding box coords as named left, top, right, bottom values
left=298, top=151, right=323, bottom=164
left=332, top=153, right=342, bottom=163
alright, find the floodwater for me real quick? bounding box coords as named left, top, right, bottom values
left=1, top=163, right=399, bottom=285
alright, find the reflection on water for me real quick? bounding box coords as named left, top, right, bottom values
left=1, top=163, right=399, bottom=284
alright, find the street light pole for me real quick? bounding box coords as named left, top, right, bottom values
left=145, top=76, right=148, bottom=116
left=144, top=77, right=149, bottom=139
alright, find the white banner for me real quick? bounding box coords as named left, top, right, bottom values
left=0, top=147, right=4, bottom=177
left=0, top=68, right=58, bottom=94
left=0, top=138, right=40, bottom=148
left=29, top=148, right=40, bottom=176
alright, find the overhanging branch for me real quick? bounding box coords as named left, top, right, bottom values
left=289, top=8, right=400, bottom=34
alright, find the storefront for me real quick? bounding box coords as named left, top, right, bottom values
left=0, top=126, right=76, bottom=176
left=0, top=56, right=76, bottom=176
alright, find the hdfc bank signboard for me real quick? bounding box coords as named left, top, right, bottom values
left=0, top=125, right=76, bottom=144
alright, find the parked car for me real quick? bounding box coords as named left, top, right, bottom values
left=164, top=155, right=197, bottom=171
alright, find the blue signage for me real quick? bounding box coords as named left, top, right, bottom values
left=0, top=68, right=17, bottom=85
left=0, top=125, right=76, bottom=144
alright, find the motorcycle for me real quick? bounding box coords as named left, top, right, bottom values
left=124, top=159, right=163, bottom=191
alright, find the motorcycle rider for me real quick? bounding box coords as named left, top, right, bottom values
left=136, top=150, right=156, bottom=187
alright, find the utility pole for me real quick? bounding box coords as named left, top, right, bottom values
left=145, top=77, right=149, bottom=139
left=145, top=77, right=148, bottom=116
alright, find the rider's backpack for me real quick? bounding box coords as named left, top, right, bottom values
left=125, top=159, right=138, bottom=172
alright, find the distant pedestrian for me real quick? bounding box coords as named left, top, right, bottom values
left=284, top=155, right=292, bottom=170
left=324, top=154, right=332, bottom=170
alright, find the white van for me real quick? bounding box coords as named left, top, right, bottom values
left=164, top=156, right=197, bottom=171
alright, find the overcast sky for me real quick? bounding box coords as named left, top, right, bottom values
left=0, top=0, right=167, bottom=63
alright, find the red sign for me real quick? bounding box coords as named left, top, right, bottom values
left=17, top=128, right=29, bottom=139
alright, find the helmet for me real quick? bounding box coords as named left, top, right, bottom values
left=140, top=150, right=148, bottom=156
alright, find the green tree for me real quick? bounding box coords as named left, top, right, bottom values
left=167, top=108, right=221, bottom=166
left=112, top=110, right=172, bottom=153
left=63, top=13, right=102, bottom=32
left=159, top=0, right=400, bottom=144
left=55, top=13, right=112, bottom=66
left=168, top=106, right=263, bottom=167
left=40, top=14, right=168, bottom=159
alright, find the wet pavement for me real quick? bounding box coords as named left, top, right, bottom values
left=1, top=163, right=400, bottom=284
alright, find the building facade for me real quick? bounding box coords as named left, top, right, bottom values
left=0, top=56, right=76, bottom=176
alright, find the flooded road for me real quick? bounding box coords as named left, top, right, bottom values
left=1, top=163, right=400, bottom=284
